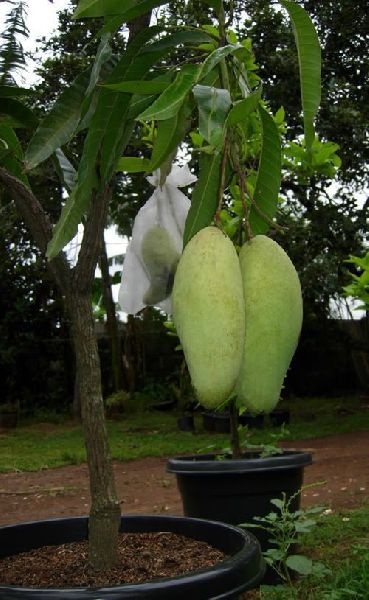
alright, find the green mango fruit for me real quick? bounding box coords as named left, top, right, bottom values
left=141, top=225, right=180, bottom=305
left=235, top=235, right=303, bottom=412
left=172, top=226, right=245, bottom=408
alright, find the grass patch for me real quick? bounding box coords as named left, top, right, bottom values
left=298, top=505, right=369, bottom=599
left=257, top=505, right=369, bottom=599
left=0, top=396, right=368, bottom=472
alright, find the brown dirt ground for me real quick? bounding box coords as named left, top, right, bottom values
left=0, top=430, right=368, bottom=527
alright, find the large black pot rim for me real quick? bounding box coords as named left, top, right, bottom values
left=167, top=450, right=312, bottom=475
left=0, top=514, right=265, bottom=599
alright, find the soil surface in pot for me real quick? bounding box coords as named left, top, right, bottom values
left=0, top=531, right=226, bottom=588
left=0, top=430, right=368, bottom=527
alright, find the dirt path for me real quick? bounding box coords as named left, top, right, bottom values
left=0, top=431, right=368, bottom=526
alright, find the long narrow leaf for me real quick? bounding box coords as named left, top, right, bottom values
left=116, top=157, right=151, bottom=172
left=249, top=105, right=281, bottom=235
left=46, top=188, right=85, bottom=259
left=0, top=124, right=29, bottom=185
left=193, top=84, right=231, bottom=148
left=105, top=26, right=163, bottom=84
left=138, top=64, right=200, bottom=121
left=74, top=0, right=167, bottom=19
left=281, top=0, right=321, bottom=153
left=100, top=45, right=173, bottom=181
left=25, top=70, right=91, bottom=171
left=54, top=149, right=77, bottom=192
left=0, top=98, right=37, bottom=129
left=149, top=101, right=192, bottom=172
left=127, top=94, right=157, bottom=119
left=183, top=152, right=222, bottom=246
left=104, top=80, right=169, bottom=94
left=199, top=44, right=242, bottom=82
left=0, top=85, right=32, bottom=98
left=118, top=0, right=170, bottom=22
left=226, top=87, right=262, bottom=127
left=140, top=30, right=213, bottom=53
left=47, top=32, right=173, bottom=258
left=85, top=33, right=112, bottom=97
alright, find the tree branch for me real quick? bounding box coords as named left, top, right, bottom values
left=0, top=166, right=71, bottom=293
left=74, top=185, right=111, bottom=293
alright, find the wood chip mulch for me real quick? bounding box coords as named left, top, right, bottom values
left=0, top=532, right=227, bottom=588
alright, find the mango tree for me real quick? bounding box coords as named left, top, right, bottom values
left=0, top=0, right=338, bottom=572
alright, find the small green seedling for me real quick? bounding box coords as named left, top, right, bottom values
left=240, top=483, right=330, bottom=596
left=198, top=423, right=290, bottom=460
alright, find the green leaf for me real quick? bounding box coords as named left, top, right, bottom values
left=199, top=44, right=242, bottom=82
left=74, top=0, right=167, bottom=20
left=269, top=498, right=284, bottom=510
left=0, top=124, right=29, bottom=186
left=104, top=80, right=169, bottom=95
left=295, top=519, right=316, bottom=533
left=140, top=30, right=213, bottom=53
left=193, top=84, right=231, bottom=148
left=183, top=152, right=222, bottom=246
left=281, top=0, right=321, bottom=153
left=114, top=0, right=170, bottom=23
left=0, top=98, right=37, bottom=129
left=25, top=70, right=91, bottom=171
left=54, top=149, right=77, bottom=192
left=138, top=64, right=200, bottom=121
left=0, top=123, right=22, bottom=159
left=46, top=187, right=84, bottom=259
left=47, top=30, right=171, bottom=257
left=85, top=33, right=112, bottom=98
left=249, top=105, right=281, bottom=235
left=149, top=101, right=192, bottom=172
left=226, top=87, right=262, bottom=127
left=0, top=85, right=33, bottom=98
left=97, top=28, right=170, bottom=182
left=116, top=157, right=151, bottom=172
left=127, top=94, right=157, bottom=119
left=286, top=554, right=313, bottom=575
left=105, top=26, right=163, bottom=84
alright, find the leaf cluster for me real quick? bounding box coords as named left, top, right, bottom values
left=240, top=485, right=330, bottom=586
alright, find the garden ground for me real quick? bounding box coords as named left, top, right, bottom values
left=1, top=429, right=368, bottom=526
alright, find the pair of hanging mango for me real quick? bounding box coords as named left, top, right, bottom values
left=172, top=227, right=303, bottom=413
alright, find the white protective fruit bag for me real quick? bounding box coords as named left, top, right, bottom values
left=118, top=164, right=196, bottom=315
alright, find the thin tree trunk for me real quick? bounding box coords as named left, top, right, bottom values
left=0, top=167, right=120, bottom=570
left=66, top=291, right=121, bottom=569
left=99, top=230, right=123, bottom=392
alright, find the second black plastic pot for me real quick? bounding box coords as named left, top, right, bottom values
left=167, top=450, right=312, bottom=584
left=0, top=514, right=265, bottom=599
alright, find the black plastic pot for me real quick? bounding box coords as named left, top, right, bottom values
left=167, top=451, right=312, bottom=584
left=202, top=411, right=216, bottom=432
left=239, top=413, right=264, bottom=429
left=150, top=400, right=176, bottom=412
left=177, top=415, right=195, bottom=432
left=0, top=515, right=265, bottom=599
left=202, top=411, right=264, bottom=433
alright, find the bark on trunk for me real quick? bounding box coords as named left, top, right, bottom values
left=66, top=291, right=121, bottom=569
